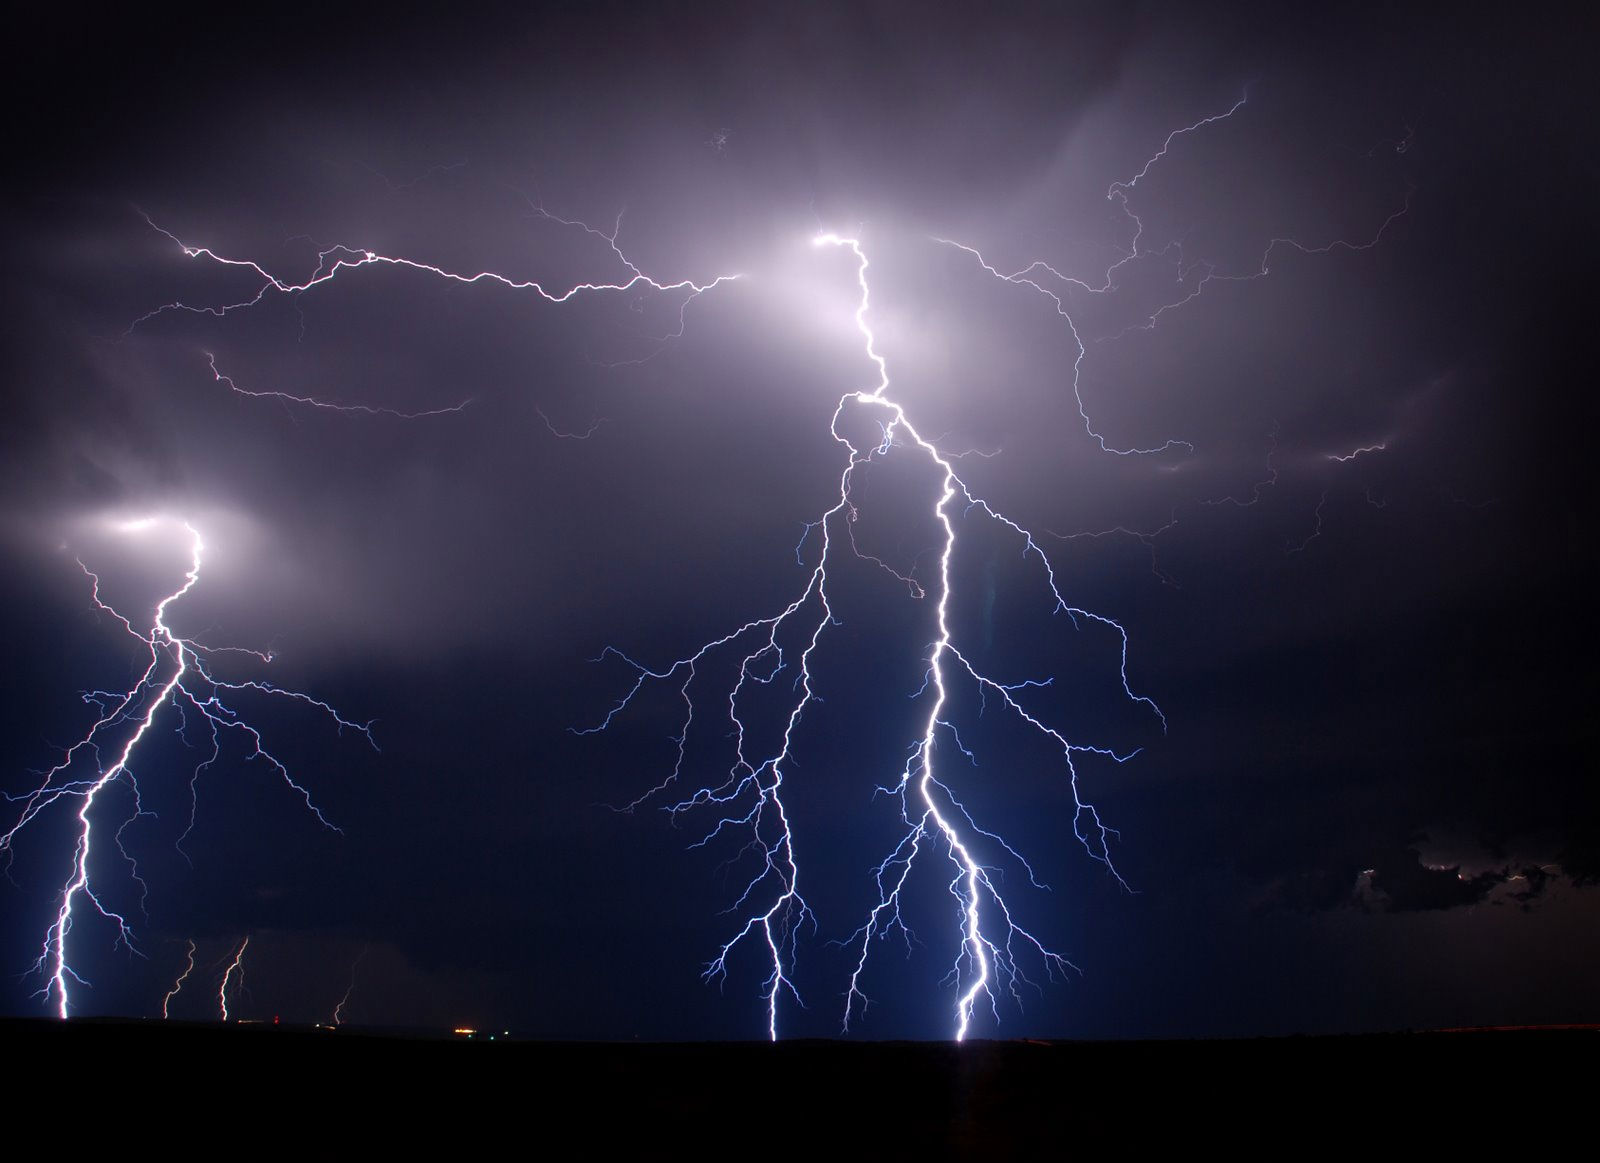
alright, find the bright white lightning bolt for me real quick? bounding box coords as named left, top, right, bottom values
left=582, top=232, right=1162, bottom=1041
left=2, top=518, right=373, bottom=1018
left=581, top=98, right=1408, bottom=1039
left=219, top=935, right=248, bottom=1022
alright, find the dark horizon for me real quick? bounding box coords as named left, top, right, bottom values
left=2, top=2, right=1594, bottom=1040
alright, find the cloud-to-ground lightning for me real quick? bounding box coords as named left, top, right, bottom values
left=579, top=98, right=1412, bottom=1039
left=112, top=98, right=1411, bottom=1040
left=332, top=944, right=368, bottom=1026
left=46, top=208, right=739, bottom=1022
left=218, top=935, right=248, bottom=1021
left=2, top=518, right=373, bottom=1018
left=582, top=232, right=1163, bottom=1040
left=160, top=938, right=196, bottom=1019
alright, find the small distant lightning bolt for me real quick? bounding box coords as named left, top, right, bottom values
left=535, top=407, right=606, bottom=440
left=332, top=943, right=368, bottom=1026
left=2, top=519, right=373, bottom=1018
left=161, top=938, right=196, bottom=1019
left=219, top=935, right=248, bottom=1022
left=583, top=232, right=1162, bottom=1041
left=1288, top=489, right=1330, bottom=554
left=1328, top=442, right=1388, bottom=463
left=1202, top=425, right=1282, bottom=511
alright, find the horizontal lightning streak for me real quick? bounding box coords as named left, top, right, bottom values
left=205, top=352, right=473, bottom=419
left=135, top=212, right=737, bottom=328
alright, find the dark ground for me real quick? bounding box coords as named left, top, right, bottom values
left=10, top=1019, right=1591, bottom=1149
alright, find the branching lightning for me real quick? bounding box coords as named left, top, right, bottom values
left=3, top=518, right=373, bottom=1018
left=581, top=233, right=1162, bottom=1040
left=133, top=206, right=737, bottom=422
left=579, top=96, right=1409, bottom=1040
left=92, top=96, right=1411, bottom=1039
left=134, top=211, right=737, bottom=338
left=27, top=204, right=741, bottom=1021
left=938, top=94, right=1411, bottom=585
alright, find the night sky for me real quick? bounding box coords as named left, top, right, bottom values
left=2, top=2, right=1594, bottom=1040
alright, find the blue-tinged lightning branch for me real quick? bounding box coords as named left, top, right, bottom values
left=2, top=517, right=372, bottom=1017
left=581, top=94, right=1406, bottom=1040
left=581, top=231, right=1163, bottom=1041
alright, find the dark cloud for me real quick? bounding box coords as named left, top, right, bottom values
left=1365, top=853, right=1507, bottom=914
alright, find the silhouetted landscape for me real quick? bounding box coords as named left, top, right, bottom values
left=11, top=1020, right=1593, bottom=1149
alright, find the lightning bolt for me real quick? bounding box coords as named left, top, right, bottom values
left=108, top=96, right=1409, bottom=1039
left=582, top=97, right=1407, bottom=1039
left=205, top=352, right=473, bottom=420
left=1328, top=442, right=1388, bottom=464
left=535, top=407, right=607, bottom=440
left=132, top=204, right=737, bottom=422
left=2, top=518, right=373, bottom=1018
left=219, top=935, right=248, bottom=1022
left=332, top=943, right=368, bottom=1026
left=161, top=938, right=196, bottom=1019
left=938, top=93, right=1408, bottom=457
left=582, top=233, right=1162, bottom=1040
left=133, top=210, right=737, bottom=336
